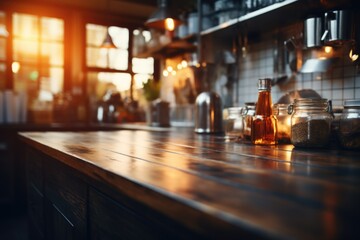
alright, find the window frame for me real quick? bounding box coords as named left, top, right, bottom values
left=82, top=13, right=159, bottom=102
left=0, top=2, right=160, bottom=100
left=0, top=4, right=70, bottom=92
left=12, top=13, right=66, bottom=96
left=83, top=18, right=135, bottom=100
left=0, top=10, right=10, bottom=89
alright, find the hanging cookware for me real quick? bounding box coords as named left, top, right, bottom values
left=321, top=10, right=354, bottom=46
left=304, top=16, right=323, bottom=48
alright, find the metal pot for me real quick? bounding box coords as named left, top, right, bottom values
left=277, top=89, right=322, bottom=104
left=194, top=91, right=223, bottom=134
left=321, top=10, right=353, bottom=46
left=304, top=16, right=323, bottom=48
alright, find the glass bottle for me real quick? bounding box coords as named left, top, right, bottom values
left=225, top=107, right=245, bottom=140
left=243, top=102, right=256, bottom=141
left=339, top=99, right=360, bottom=149
left=288, top=98, right=333, bottom=148
left=251, top=78, right=277, bottom=145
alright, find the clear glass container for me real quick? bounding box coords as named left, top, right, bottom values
left=224, top=107, right=244, bottom=139
left=273, top=103, right=291, bottom=143
left=243, top=102, right=255, bottom=141
left=288, top=98, right=333, bottom=148
left=339, top=99, right=360, bottom=150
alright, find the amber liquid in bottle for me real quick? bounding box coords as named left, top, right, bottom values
left=251, top=79, right=277, bottom=145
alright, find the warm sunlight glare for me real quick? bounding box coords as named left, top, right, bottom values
left=12, top=62, right=20, bottom=73
left=324, top=46, right=332, bottom=54
left=349, top=49, right=359, bottom=62
left=165, top=18, right=175, bottom=31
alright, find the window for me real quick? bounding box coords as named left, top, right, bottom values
left=12, top=13, right=64, bottom=101
left=0, top=11, right=7, bottom=90
left=85, top=23, right=154, bottom=102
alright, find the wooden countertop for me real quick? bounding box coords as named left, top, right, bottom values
left=0, top=122, right=172, bottom=132
left=19, top=130, right=360, bottom=239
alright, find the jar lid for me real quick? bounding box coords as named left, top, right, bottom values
left=289, top=98, right=331, bottom=113
left=293, top=98, right=328, bottom=106
left=294, top=97, right=327, bottom=102
left=344, top=99, right=360, bottom=107
left=273, top=103, right=288, bottom=109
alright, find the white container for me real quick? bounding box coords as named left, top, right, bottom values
left=18, top=91, right=28, bottom=123
left=176, top=24, right=188, bottom=38
left=4, top=90, right=19, bottom=123
left=187, top=12, right=199, bottom=35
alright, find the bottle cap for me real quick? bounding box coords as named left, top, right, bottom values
left=258, top=78, right=272, bottom=90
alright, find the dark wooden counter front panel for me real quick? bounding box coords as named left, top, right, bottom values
left=19, top=130, right=360, bottom=239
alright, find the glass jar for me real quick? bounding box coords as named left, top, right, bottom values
left=339, top=99, right=360, bottom=150
left=243, top=102, right=256, bottom=141
left=224, top=107, right=244, bottom=139
left=288, top=98, right=333, bottom=148
left=273, top=103, right=291, bottom=143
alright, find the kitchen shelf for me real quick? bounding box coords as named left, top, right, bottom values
left=201, top=0, right=322, bottom=37
left=135, top=34, right=197, bottom=59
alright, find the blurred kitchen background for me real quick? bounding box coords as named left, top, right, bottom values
left=0, top=0, right=359, bottom=126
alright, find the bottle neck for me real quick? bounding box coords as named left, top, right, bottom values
left=256, top=90, right=273, bottom=115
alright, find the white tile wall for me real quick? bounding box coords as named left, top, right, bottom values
left=356, top=87, right=360, bottom=98
left=224, top=24, right=360, bottom=108
left=356, top=75, right=360, bottom=87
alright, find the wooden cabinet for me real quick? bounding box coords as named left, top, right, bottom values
left=44, top=160, right=87, bottom=240
left=0, top=133, right=13, bottom=208
left=26, top=148, right=87, bottom=239
left=25, top=145, right=199, bottom=240
left=0, top=129, right=26, bottom=214
left=88, top=188, right=164, bottom=240
left=26, top=148, right=45, bottom=240
left=27, top=185, right=45, bottom=240
left=44, top=200, right=78, bottom=240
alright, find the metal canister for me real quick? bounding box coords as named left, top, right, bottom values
left=194, top=92, right=223, bottom=134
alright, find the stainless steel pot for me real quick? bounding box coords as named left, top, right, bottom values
left=194, top=91, right=223, bottom=134
left=304, top=16, right=323, bottom=48
left=277, top=89, right=322, bottom=104
left=321, top=10, right=353, bottom=46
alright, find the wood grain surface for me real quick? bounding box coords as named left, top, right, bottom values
left=19, top=130, right=360, bottom=239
